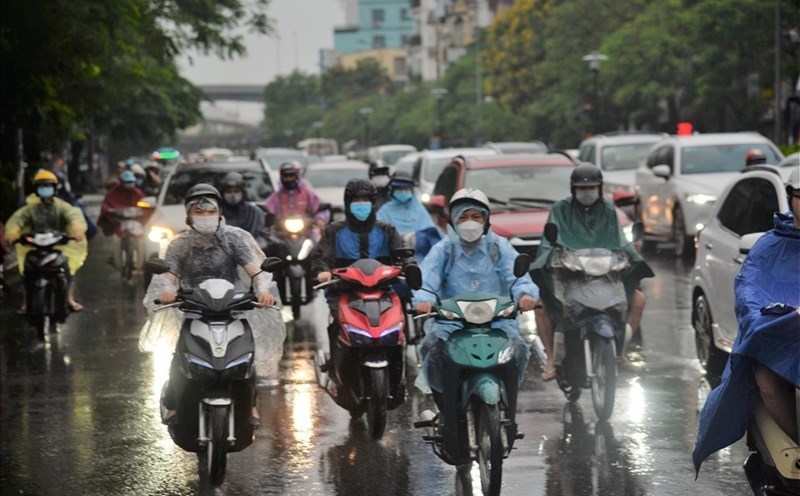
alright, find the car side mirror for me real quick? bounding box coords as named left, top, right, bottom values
left=260, top=256, right=283, bottom=272
left=613, top=191, right=638, bottom=208
left=544, top=222, right=559, bottom=244
left=652, top=164, right=671, bottom=179
left=405, top=264, right=422, bottom=290
left=739, top=232, right=763, bottom=255
left=145, top=258, right=170, bottom=275
left=513, top=254, right=531, bottom=278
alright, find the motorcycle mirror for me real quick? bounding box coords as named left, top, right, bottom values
left=145, top=258, right=171, bottom=275
left=394, top=248, right=415, bottom=262
left=260, top=256, right=283, bottom=272
left=405, top=264, right=423, bottom=291
left=631, top=221, right=644, bottom=243
left=513, top=254, right=531, bottom=278
left=318, top=202, right=332, bottom=212
left=544, top=222, right=559, bottom=244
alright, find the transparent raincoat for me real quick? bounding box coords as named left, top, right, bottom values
left=139, top=225, right=286, bottom=380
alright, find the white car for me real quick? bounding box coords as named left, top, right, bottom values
left=635, top=132, right=783, bottom=257
left=367, top=144, right=417, bottom=166
left=302, top=160, right=370, bottom=220
left=690, top=165, right=793, bottom=382
left=410, top=147, right=498, bottom=201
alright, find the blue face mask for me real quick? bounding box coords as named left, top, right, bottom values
left=393, top=190, right=413, bottom=203
left=349, top=201, right=372, bottom=221
left=136, top=178, right=144, bottom=186
left=37, top=186, right=55, bottom=199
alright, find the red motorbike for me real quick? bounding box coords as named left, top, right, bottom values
left=314, top=258, right=422, bottom=439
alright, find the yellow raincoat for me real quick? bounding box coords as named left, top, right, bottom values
left=4, top=194, right=88, bottom=275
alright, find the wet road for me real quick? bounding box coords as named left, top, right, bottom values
left=1, top=216, right=754, bottom=495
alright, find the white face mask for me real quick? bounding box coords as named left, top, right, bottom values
left=192, top=215, right=219, bottom=235
left=457, top=220, right=484, bottom=243
left=371, top=175, right=390, bottom=188
left=576, top=189, right=600, bottom=207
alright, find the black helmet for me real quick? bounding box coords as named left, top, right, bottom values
left=185, top=183, right=221, bottom=209
left=279, top=162, right=301, bottom=177
left=220, top=171, right=245, bottom=190
left=368, top=160, right=390, bottom=178
left=390, top=170, right=415, bottom=188
left=570, top=162, right=603, bottom=196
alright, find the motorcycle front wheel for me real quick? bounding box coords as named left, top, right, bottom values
left=590, top=336, right=617, bottom=421
left=289, top=276, right=302, bottom=320
left=206, top=405, right=229, bottom=486
left=476, top=401, right=503, bottom=496
left=366, top=367, right=388, bottom=439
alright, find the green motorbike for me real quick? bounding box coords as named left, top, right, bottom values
left=413, top=254, right=530, bottom=496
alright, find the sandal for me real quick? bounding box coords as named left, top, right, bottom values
left=619, top=357, right=645, bottom=373
left=540, top=367, right=557, bottom=382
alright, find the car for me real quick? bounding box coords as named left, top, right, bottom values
left=432, top=153, right=635, bottom=259
left=302, top=160, right=370, bottom=220
left=483, top=141, right=549, bottom=154
left=411, top=147, right=498, bottom=201
left=367, top=144, right=417, bottom=166
left=197, top=147, right=234, bottom=162
left=634, top=132, right=783, bottom=258
left=690, top=165, right=793, bottom=383
left=393, top=151, right=419, bottom=177
left=577, top=132, right=668, bottom=200
left=142, top=160, right=277, bottom=263
left=253, top=147, right=311, bottom=170
left=777, top=151, right=799, bottom=170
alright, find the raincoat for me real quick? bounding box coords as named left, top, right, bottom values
left=97, top=184, right=144, bottom=236
left=57, top=188, right=97, bottom=240
left=531, top=197, right=653, bottom=332
left=376, top=194, right=435, bottom=235
left=5, top=194, right=88, bottom=275
left=692, top=212, right=800, bottom=474
left=140, top=224, right=286, bottom=380
left=265, top=179, right=330, bottom=225
left=412, top=231, right=539, bottom=392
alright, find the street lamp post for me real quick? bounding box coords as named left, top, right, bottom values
left=359, top=107, right=373, bottom=148
left=582, top=51, right=608, bottom=134
left=431, top=87, right=448, bottom=147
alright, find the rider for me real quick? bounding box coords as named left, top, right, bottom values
left=147, top=184, right=277, bottom=425
left=413, top=188, right=540, bottom=406
left=98, top=170, right=144, bottom=237
left=4, top=169, right=88, bottom=312
left=532, top=163, right=654, bottom=379
left=693, top=167, right=800, bottom=473
left=376, top=170, right=436, bottom=236
left=218, top=171, right=267, bottom=247
left=54, top=169, right=97, bottom=241
left=368, top=160, right=392, bottom=209
left=265, top=161, right=330, bottom=237
left=130, top=163, right=161, bottom=196
left=744, top=148, right=767, bottom=167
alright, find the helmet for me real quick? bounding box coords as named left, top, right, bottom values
left=369, top=160, right=390, bottom=178
left=279, top=162, right=301, bottom=177
left=33, top=169, right=58, bottom=185
left=184, top=183, right=221, bottom=210
left=220, top=171, right=245, bottom=190
left=570, top=162, right=603, bottom=196
left=449, top=188, right=491, bottom=231
left=786, top=166, right=800, bottom=196
left=130, top=164, right=146, bottom=177
left=745, top=149, right=767, bottom=166
left=390, top=170, right=415, bottom=188
left=120, top=171, right=136, bottom=183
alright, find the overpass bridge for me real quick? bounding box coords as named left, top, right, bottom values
left=197, top=84, right=266, bottom=102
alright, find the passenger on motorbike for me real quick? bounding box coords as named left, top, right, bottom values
left=146, top=183, right=277, bottom=424
left=130, top=163, right=161, bottom=197
left=413, top=188, right=540, bottom=405
left=368, top=160, right=392, bottom=209
left=4, top=169, right=88, bottom=312
left=98, top=170, right=144, bottom=237
left=532, top=163, right=654, bottom=379
left=218, top=171, right=267, bottom=247
left=376, top=170, right=436, bottom=235
left=265, top=161, right=330, bottom=239
left=693, top=167, right=800, bottom=473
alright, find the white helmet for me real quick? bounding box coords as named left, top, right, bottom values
left=449, top=188, right=490, bottom=213
left=786, top=165, right=800, bottom=195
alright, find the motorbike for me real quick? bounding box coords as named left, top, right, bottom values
left=312, top=256, right=422, bottom=439
left=146, top=256, right=281, bottom=486
left=543, top=222, right=643, bottom=421
left=110, top=206, right=147, bottom=281
left=268, top=215, right=319, bottom=320
left=17, top=231, right=72, bottom=341
left=743, top=393, right=800, bottom=496
left=413, top=253, right=531, bottom=496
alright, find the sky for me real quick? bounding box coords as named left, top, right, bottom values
left=178, top=0, right=346, bottom=125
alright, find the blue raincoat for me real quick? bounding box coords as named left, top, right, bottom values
left=692, top=212, right=800, bottom=474
left=376, top=194, right=435, bottom=235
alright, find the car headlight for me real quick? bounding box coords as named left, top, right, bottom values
left=457, top=299, right=497, bottom=324
left=497, top=344, right=515, bottom=364
left=148, top=225, right=174, bottom=243
left=685, top=193, right=716, bottom=205
left=297, top=238, right=314, bottom=261
left=284, top=218, right=305, bottom=234
left=623, top=223, right=634, bottom=243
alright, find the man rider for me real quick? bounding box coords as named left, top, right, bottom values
left=532, top=163, right=654, bottom=379
left=368, top=160, right=392, bottom=209
left=744, top=148, right=767, bottom=167
left=219, top=171, right=267, bottom=247
left=693, top=166, right=800, bottom=473
left=98, top=170, right=144, bottom=237
left=376, top=170, right=436, bottom=236
left=413, top=188, right=540, bottom=407
left=5, top=169, right=88, bottom=312
left=265, top=161, right=330, bottom=235
left=130, top=163, right=161, bottom=196
left=149, top=183, right=277, bottom=426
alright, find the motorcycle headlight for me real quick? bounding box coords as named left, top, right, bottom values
left=457, top=299, right=497, bottom=324
left=185, top=353, right=213, bottom=369
left=284, top=218, right=305, bottom=234
left=297, top=238, right=314, bottom=261
left=685, top=193, right=716, bottom=205
left=497, top=344, right=515, bottom=364
left=344, top=323, right=371, bottom=338
left=437, top=308, right=459, bottom=320
left=380, top=323, right=403, bottom=338
left=497, top=303, right=516, bottom=318
left=225, top=352, right=253, bottom=369
left=148, top=225, right=174, bottom=243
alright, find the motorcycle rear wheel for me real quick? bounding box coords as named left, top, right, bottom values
left=290, top=276, right=302, bottom=320
left=591, top=337, right=617, bottom=421
left=476, top=401, right=503, bottom=496
left=206, top=405, right=229, bottom=486
left=366, top=367, right=388, bottom=439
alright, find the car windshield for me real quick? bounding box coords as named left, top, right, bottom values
left=381, top=149, right=414, bottom=165
left=681, top=144, right=782, bottom=174
left=258, top=154, right=309, bottom=169
left=305, top=167, right=368, bottom=188
left=162, top=169, right=274, bottom=205
left=424, top=157, right=456, bottom=182
left=463, top=166, right=573, bottom=206
left=600, top=143, right=657, bottom=171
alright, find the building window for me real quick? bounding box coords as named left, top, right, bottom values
left=400, top=8, right=410, bottom=21
left=401, top=35, right=410, bottom=47
left=372, top=9, right=384, bottom=27
left=393, top=57, right=406, bottom=74
left=372, top=35, right=386, bottom=49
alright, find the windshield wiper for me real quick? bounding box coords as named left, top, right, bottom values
left=507, top=197, right=555, bottom=207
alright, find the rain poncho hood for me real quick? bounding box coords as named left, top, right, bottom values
left=692, top=212, right=800, bottom=474
left=531, top=198, right=653, bottom=330
left=376, top=194, right=435, bottom=235
left=5, top=194, right=88, bottom=275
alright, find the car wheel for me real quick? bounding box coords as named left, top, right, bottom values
left=692, top=293, right=727, bottom=387
left=672, top=206, right=694, bottom=260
